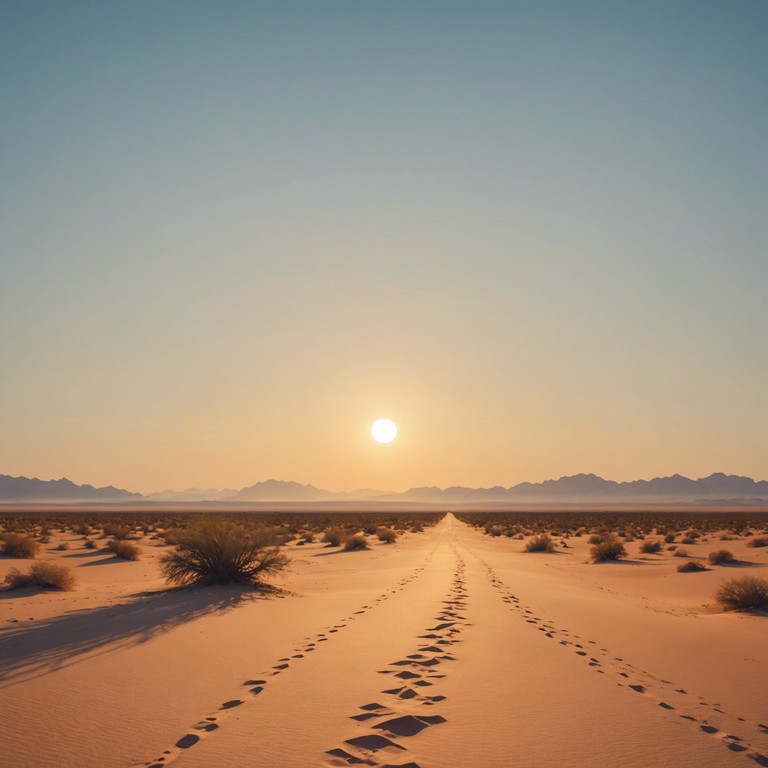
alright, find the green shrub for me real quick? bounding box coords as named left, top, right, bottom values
left=160, top=520, right=289, bottom=586
left=2, top=534, right=40, bottom=558
left=5, top=561, right=76, bottom=590
left=716, top=576, right=768, bottom=611
left=708, top=549, right=735, bottom=565
left=524, top=534, right=555, bottom=552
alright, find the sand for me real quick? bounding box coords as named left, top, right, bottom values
left=1, top=514, right=766, bottom=767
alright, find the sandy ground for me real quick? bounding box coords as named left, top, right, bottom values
left=1, top=514, right=766, bottom=768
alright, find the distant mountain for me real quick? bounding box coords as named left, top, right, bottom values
left=236, top=479, right=335, bottom=502
left=146, top=488, right=238, bottom=502
left=235, top=479, right=390, bottom=502
left=389, top=473, right=768, bottom=502
left=0, top=474, right=141, bottom=501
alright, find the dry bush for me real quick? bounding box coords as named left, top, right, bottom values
left=301, top=531, right=315, bottom=543
left=106, top=540, right=141, bottom=560
left=56, top=542, right=70, bottom=551
left=84, top=538, right=97, bottom=549
left=376, top=527, right=397, bottom=544
left=588, top=534, right=606, bottom=545
left=716, top=576, right=768, bottom=611
left=323, top=527, right=344, bottom=547
left=680, top=536, right=695, bottom=545
left=343, top=533, right=369, bottom=551
left=2, top=534, right=40, bottom=558
left=746, top=536, right=767, bottom=548
left=708, top=549, right=735, bottom=565
left=677, top=560, right=707, bottom=573
left=639, top=540, right=662, bottom=554
left=161, top=520, right=288, bottom=586
left=673, top=548, right=689, bottom=558
left=664, top=533, right=676, bottom=543
left=102, top=524, right=133, bottom=540
left=524, top=534, right=555, bottom=553
left=591, top=536, right=627, bottom=562
left=5, top=561, right=76, bottom=591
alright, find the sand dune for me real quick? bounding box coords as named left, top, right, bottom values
left=1, top=514, right=766, bottom=767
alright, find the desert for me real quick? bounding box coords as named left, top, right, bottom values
left=1, top=508, right=766, bottom=768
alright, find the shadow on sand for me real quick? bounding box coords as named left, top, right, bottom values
left=0, top=584, right=280, bottom=687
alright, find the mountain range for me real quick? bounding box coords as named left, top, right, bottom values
left=1, top=472, right=767, bottom=503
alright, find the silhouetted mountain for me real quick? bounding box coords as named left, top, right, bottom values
left=236, top=479, right=334, bottom=501
left=0, top=474, right=141, bottom=501
left=389, top=473, right=768, bottom=502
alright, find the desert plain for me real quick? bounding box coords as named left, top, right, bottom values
left=1, top=510, right=766, bottom=768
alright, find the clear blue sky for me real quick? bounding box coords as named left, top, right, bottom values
left=1, top=1, right=766, bottom=492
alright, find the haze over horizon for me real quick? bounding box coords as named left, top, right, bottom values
left=2, top=2, right=767, bottom=495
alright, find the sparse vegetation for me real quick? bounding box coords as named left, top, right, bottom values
left=524, top=534, right=555, bottom=553
left=716, top=576, right=768, bottom=611
left=638, top=540, right=662, bottom=554
left=746, top=536, right=767, bottom=548
left=591, top=536, right=627, bottom=562
left=2, top=533, right=40, bottom=558
left=708, top=549, right=735, bottom=565
left=376, top=527, right=397, bottom=544
left=677, top=560, right=707, bottom=573
left=323, top=527, right=345, bottom=547
left=160, top=520, right=289, bottom=586
left=673, top=548, right=689, bottom=557
left=4, top=561, right=76, bottom=591
left=106, top=539, right=141, bottom=560
left=343, top=533, right=369, bottom=551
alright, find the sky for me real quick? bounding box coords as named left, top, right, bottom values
left=1, top=1, right=766, bottom=494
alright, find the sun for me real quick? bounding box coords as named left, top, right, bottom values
left=371, top=418, right=397, bottom=444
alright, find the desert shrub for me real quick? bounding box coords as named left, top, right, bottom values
left=84, top=539, right=97, bottom=549
left=323, top=527, right=344, bottom=547
left=376, top=527, right=397, bottom=544
left=684, top=529, right=701, bottom=540
left=673, top=548, right=689, bottom=557
left=5, top=561, right=76, bottom=591
left=746, top=536, right=767, bottom=548
left=524, top=534, right=555, bottom=553
left=588, top=534, right=605, bottom=545
left=708, top=549, right=735, bottom=565
left=301, top=531, right=315, bottom=543
left=716, top=576, right=768, bottom=611
left=2, top=534, right=40, bottom=558
left=664, top=533, right=676, bottom=543
left=160, top=520, right=289, bottom=586
left=102, top=524, right=133, bottom=540
left=680, top=537, right=695, bottom=545
left=639, top=540, right=662, bottom=554
left=56, top=542, right=70, bottom=551
left=105, top=540, right=140, bottom=560
left=343, top=533, right=369, bottom=551
left=677, top=560, right=707, bottom=573
left=591, top=535, right=626, bottom=562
